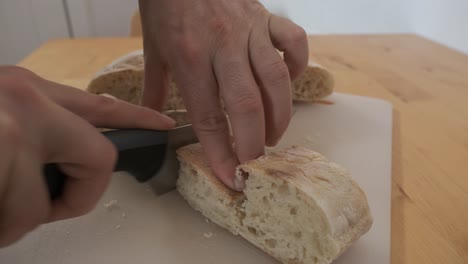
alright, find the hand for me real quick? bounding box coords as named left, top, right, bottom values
left=0, top=66, right=175, bottom=247
left=139, top=0, right=308, bottom=190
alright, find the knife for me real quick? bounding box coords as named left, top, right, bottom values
left=43, top=124, right=198, bottom=200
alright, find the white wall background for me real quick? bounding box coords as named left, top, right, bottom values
left=261, top=0, right=410, bottom=34
left=0, top=0, right=467, bottom=64
left=410, top=0, right=468, bottom=54
left=0, top=0, right=69, bottom=64
left=65, top=0, right=138, bottom=37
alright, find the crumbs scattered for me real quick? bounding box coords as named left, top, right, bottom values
left=203, top=232, right=214, bottom=239
left=121, top=212, right=127, bottom=219
left=104, top=199, right=119, bottom=211
left=205, top=218, right=210, bottom=224
left=115, top=225, right=121, bottom=229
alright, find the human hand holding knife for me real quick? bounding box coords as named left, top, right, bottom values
left=44, top=124, right=198, bottom=200
left=0, top=66, right=176, bottom=247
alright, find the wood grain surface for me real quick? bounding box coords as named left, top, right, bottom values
left=18, top=34, right=468, bottom=264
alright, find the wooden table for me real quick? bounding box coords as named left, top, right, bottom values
left=18, top=35, right=468, bottom=264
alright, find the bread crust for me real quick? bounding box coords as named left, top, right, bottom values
left=176, top=143, right=372, bottom=264
left=87, top=51, right=334, bottom=109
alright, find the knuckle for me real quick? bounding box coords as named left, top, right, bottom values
left=173, top=35, right=203, bottom=65
left=219, top=60, right=263, bottom=115
left=192, top=112, right=228, bottom=134
left=211, top=17, right=233, bottom=37
left=220, top=60, right=245, bottom=85
left=210, top=17, right=235, bottom=48
left=0, top=74, right=42, bottom=106
left=285, top=26, right=307, bottom=43
left=266, top=59, right=290, bottom=81
left=229, top=92, right=263, bottom=114
left=255, top=45, right=273, bottom=58
left=91, top=94, right=118, bottom=115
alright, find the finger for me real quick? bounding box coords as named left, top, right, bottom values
left=40, top=103, right=117, bottom=221
left=214, top=46, right=265, bottom=164
left=141, top=48, right=170, bottom=111
left=269, top=15, right=309, bottom=80
left=168, top=44, right=239, bottom=190
left=0, top=141, right=48, bottom=247
left=250, top=20, right=292, bottom=146
left=41, top=80, right=175, bottom=130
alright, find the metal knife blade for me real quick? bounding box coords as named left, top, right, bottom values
left=149, top=124, right=198, bottom=195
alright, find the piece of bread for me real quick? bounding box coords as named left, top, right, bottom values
left=292, top=62, right=334, bottom=102
left=87, top=51, right=334, bottom=110
left=87, top=50, right=184, bottom=111
left=176, top=143, right=372, bottom=264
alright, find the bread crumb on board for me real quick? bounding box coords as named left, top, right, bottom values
left=104, top=199, right=119, bottom=211
left=115, top=225, right=121, bottom=229
left=203, top=232, right=214, bottom=239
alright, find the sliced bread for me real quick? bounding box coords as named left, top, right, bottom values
left=176, top=143, right=372, bottom=264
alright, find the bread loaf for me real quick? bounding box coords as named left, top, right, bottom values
left=176, top=143, right=372, bottom=264
left=87, top=51, right=334, bottom=111
left=87, top=51, right=184, bottom=111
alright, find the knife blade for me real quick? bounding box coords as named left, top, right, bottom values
left=148, top=124, right=198, bottom=195
left=44, top=124, right=198, bottom=200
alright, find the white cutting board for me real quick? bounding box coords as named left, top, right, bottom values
left=0, top=93, right=392, bottom=264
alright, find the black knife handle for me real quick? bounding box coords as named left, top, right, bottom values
left=44, top=129, right=168, bottom=200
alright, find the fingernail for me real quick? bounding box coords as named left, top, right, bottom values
left=160, top=114, right=176, bottom=126
left=100, top=93, right=117, bottom=99
left=233, top=173, right=246, bottom=191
